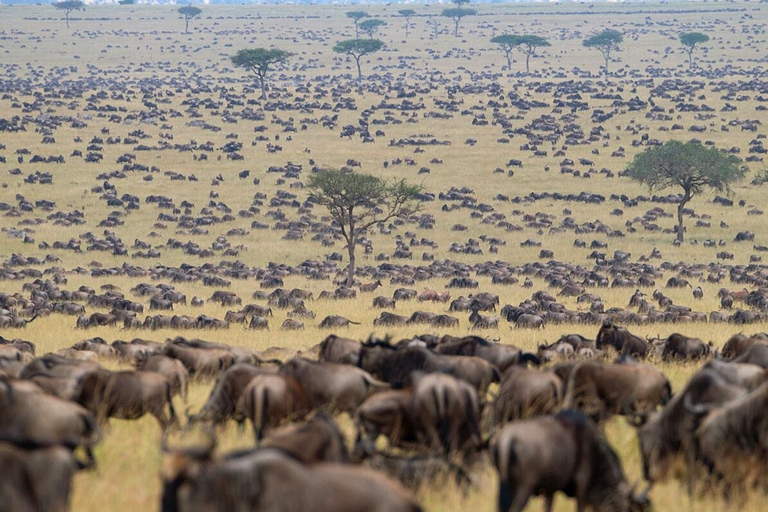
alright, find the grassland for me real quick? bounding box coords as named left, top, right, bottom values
left=1, top=2, right=768, bottom=510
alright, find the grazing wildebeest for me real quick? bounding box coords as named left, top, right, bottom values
left=234, top=373, right=311, bottom=442
left=0, top=440, right=85, bottom=512
left=263, top=413, right=349, bottom=464
left=161, top=343, right=236, bottom=381
left=562, top=360, right=671, bottom=422
left=160, top=443, right=422, bottom=512
left=721, top=332, right=768, bottom=359
left=494, top=365, right=562, bottom=424
left=514, top=314, right=544, bottom=329
left=492, top=410, right=650, bottom=512
left=632, top=369, right=745, bottom=486
left=653, top=333, right=712, bottom=361
left=319, top=315, right=361, bottom=328
left=318, top=334, right=361, bottom=365
left=354, top=388, right=419, bottom=452
left=280, top=357, right=389, bottom=413
left=596, top=320, right=649, bottom=358
left=690, top=380, right=768, bottom=491
left=0, top=378, right=100, bottom=467
left=411, top=372, right=481, bottom=456
left=358, top=341, right=500, bottom=396
left=374, top=312, right=410, bottom=326
left=186, top=364, right=271, bottom=426
left=75, top=369, right=177, bottom=430
left=434, top=336, right=540, bottom=371
left=135, top=353, right=190, bottom=401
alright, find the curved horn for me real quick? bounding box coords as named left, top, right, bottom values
left=683, top=392, right=709, bottom=417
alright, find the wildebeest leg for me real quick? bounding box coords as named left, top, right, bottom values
left=543, top=494, right=554, bottom=512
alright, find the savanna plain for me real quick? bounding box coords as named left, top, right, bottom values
left=1, top=2, right=768, bottom=511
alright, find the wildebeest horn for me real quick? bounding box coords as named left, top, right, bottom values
left=683, top=393, right=709, bottom=417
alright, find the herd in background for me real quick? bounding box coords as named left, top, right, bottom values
left=5, top=278, right=768, bottom=510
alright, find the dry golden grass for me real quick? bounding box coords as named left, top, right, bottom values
left=1, top=2, right=768, bottom=511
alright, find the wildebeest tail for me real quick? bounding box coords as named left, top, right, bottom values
left=494, top=439, right=517, bottom=512
left=433, top=387, right=451, bottom=453
left=257, top=386, right=269, bottom=442
left=348, top=320, right=361, bottom=325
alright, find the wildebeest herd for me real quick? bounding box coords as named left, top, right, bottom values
left=2, top=2, right=768, bottom=511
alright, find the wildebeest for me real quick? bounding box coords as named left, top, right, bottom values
left=354, top=388, right=418, bottom=452
left=690, top=380, right=768, bottom=490
left=318, top=334, right=361, bottom=365
left=263, top=413, right=349, bottom=464
left=135, top=353, right=190, bottom=401
left=596, top=320, right=649, bottom=358
left=280, top=357, right=389, bottom=413
left=563, top=360, right=671, bottom=421
left=358, top=341, right=500, bottom=396
left=319, top=315, right=361, bottom=328
left=0, top=440, right=85, bottom=512
left=75, top=369, right=177, bottom=430
left=721, top=332, right=768, bottom=359
left=492, top=410, right=650, bottom=512
left=653, top=333, right=712, bottom=361
left=160, top=443, right=422, bottom=512
left=633, top=369, right=745, bottom=485
left=494, top=365, right=562, bottom=424
left=411, top=372, right=481, bottom=455
left=161, top=343, right=236, bottom=381
left=187, top=363, right=270, bottom=426
left=234, top=373, right=311, bottom=442
left=434, top=336, right=540, bottom=371
left=0, top=378, right=100, bottom=467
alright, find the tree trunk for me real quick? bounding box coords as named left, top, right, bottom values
left=677, top=190, right=691, bottom=243
left=355, top=22, right=359, bottom=38
left=405, top=21, right=409, bottom=39
left=526, top=52, right=531, bottom=74
left=454, top=19, right=459, bottom=37
left=506, top=52, right=511, bottom=72
left=346, top=240, right=356, bottom=287
left=355, top=56, right=362, bottom=79
left=688, top=49, right=693, bottom=69
left=604, top=55, right=609, bottom=76
left=185, top=17, right=190, bottom=34
left=66, top=11, right=70, bottom=29
left=260, top=79, right=267, bottom=100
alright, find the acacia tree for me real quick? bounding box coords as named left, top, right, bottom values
left=231, top=48, right=294, bottom=99
left=626, top=140, right=746, bottom=243
left=308, top=169, right=423, bottom=287
left=680, top=32, right=710, bottom=69
left=398, top=9, right=416, bottom=39
left=491, top=34, right=550, bottom=73
left=359, top=19, right=386, bottom=39
left=178, top=5, right=202, bottom=34
left=583, top=29, right=623, bottom=76
left=346, top=11, right=369, bottom=38
left=427, top=15, right=440, bottom=39
left=53, top=1, right=84, bottom=29
left=333, top=39, right=384, bottom=79
left=442, top=7, right=476, bottom=37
